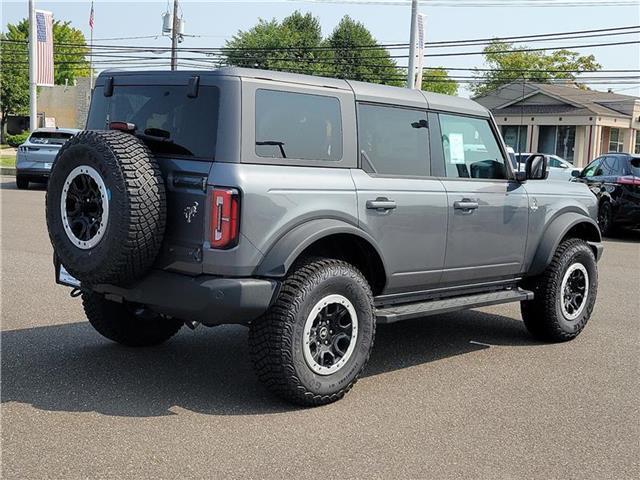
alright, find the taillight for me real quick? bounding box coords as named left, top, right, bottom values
left=210, top=188, right=239, bottom=249
left=616, top=176, right=640, bottom=185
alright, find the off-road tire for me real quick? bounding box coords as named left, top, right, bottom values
left=46, top=130, right=166, bottom=286
left=82, top=291, right=183, bottom=347
left=16, top=176, right=29, bottom=190
left=249, top=258, right=376, bottom=406
left=521, top=238, right=597, bottom=342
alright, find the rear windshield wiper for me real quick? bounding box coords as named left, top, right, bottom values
left=109, top=122, right=194, bottom=156
left=256, top=140, right=287, bottom=158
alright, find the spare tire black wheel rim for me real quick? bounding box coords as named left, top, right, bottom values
left=303, top=294, right=358, bottom=376
left=60, top=165, right=109, bottom=249
left=561, top=262, right=589, bottom=321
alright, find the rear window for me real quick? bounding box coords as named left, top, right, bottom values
left=255, top=89, right=342, bottom=162
left=87, top=85, right=219, bottom=159
left=30, top=131, right=74, bottom=145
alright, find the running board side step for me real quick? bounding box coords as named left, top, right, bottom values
left=375, top=288, right=534, bottom=324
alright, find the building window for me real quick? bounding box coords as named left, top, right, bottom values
left=537, top=125, right=576, bottom=163
left=634, top=130, right=640, bottom=155
left=501, top=125, right=528, bottom=153
left=608, top=128, right=624, bottom=153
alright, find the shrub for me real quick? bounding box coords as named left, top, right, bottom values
left=6, top=131, right=30, bottom=147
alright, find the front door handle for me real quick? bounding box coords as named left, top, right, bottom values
left=454, top=199, right=479, bottom=211
left=366, top=198, right=397, bottom=211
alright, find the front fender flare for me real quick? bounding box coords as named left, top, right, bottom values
left=528, top=213, right=602, bottom=277
left=254, top=218, right=387, bottom=278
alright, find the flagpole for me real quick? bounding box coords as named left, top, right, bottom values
left=89, top=1, right=94, bottom=88
left=28, top=0, right=38, bottom=131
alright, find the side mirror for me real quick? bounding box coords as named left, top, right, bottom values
left=571, top=169, right=581, bottom=178
left=525, top=154, right=548, bottom=180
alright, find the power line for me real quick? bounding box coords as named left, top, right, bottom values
left=2, top=25, right=638, bottom=51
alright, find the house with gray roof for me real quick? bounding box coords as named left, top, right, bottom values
left=474, top=82, right=640, bottom=167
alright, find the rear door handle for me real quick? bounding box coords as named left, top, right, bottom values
left=366, top=198, right=397, bottom=211
left=454, top=199, right=479, bottom=211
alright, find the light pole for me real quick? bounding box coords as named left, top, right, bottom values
left=171, top=0, right=179, bottom=70
left=406, top=0, right=418, bottom=89
left=28, top=0, right=37, bottom=131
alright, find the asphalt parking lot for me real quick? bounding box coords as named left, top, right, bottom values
left=1, top=175, right=638, bottom=479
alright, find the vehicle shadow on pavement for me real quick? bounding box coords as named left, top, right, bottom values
left=1, top=310, right=538, bottom=417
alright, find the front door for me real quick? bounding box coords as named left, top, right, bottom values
left=436, top=113, right=529, bottom=285
left=352, top=103, right=447, bottom=295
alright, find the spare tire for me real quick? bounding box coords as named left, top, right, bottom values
left=46, top=130, right=166, bottom=286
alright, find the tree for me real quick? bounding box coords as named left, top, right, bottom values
left=421, top=67, right=458, bottom=96
left=0, top=19, right=90, bottom=140
left=324, top=16, right=400, bottom=86
left=471, top=41, right=601, bottom=97
left=224, top=12, right=401, bottom=86
left=224, top=11, right=329, bottom=76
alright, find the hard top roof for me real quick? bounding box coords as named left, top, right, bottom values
left=95, top=67, right=489, bottom=117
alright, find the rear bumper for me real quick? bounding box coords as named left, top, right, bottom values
left=16, top=166, right=52, bottom=179
left=92, top=270, right=280, bottom=326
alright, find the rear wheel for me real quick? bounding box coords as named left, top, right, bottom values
left=249, top=258, right=375, bottom=406
left=16, top=176, right=29, bottom=190
left=598, top=200, right=613, bottom=236
left=82, top=291, right=183, bottom=347
left=521, top=238, right=597, bottom=342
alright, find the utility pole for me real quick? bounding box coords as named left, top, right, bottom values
left=406, top=0, right=418, bottom=89
left=171, top=0, right=179, bottom=70
left=28, top=0, right=37, bottom=131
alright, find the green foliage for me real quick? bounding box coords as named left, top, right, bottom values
left=0, top=17, right=91, bottom=135
left=472, top=41, right=601, bottom=97
left=225, top=12, right=330, bottom=76
left=421, top=67, right=458, bottom=96
left=224, top=11, right=401, bottom=86
left=6, top=131, right=29, bottom=147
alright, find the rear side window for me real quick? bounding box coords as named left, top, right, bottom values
left=357, top=103, right=429, bottom=176
left=630, top=158, right=640, bottom=176
left=29, top=131, right=74, bottom=145
left=87, top=85, right=219, bottom=159
left=255, top=89, right=342, bottom=162
left=439, top=114, right=506, bottom=180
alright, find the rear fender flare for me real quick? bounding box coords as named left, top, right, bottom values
left=254, top=218, right=387, bottom=278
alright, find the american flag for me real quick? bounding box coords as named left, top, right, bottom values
left=89, top=2, right=94, bottom=30
left=35, top=10, right=54, bottom=86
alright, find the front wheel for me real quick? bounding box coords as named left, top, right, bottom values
left=249, top=258, right=376, bottom=406
left=82, top=291, right=183, bottom=347
left=521, top=238, right=598, bottom=342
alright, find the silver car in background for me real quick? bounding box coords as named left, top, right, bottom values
left=514, top=152, right=580, bottom=181
left=16, top=128, right=80, bottom=189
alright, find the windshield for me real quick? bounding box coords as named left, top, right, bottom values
left=87, top=85, right=219, bottom=159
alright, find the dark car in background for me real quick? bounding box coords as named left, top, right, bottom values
left=15, top=128, right=80, bottom=189
left=574, top=153, right=640, bottom=235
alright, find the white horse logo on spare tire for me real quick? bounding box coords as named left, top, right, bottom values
left=184, top=201, right=199, bottom=223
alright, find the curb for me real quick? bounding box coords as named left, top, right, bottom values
left=1, top=167, right=16, bottom=176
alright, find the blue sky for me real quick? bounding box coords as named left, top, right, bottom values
left=2, top=0, right=639, bottom=97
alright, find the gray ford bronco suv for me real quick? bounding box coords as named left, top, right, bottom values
left=46, top=68, right=603, bottom=406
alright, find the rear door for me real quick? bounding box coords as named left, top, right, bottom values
left=352, top=103, right=447, bottom=295
left=436, top=113, right=529, bottom=285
